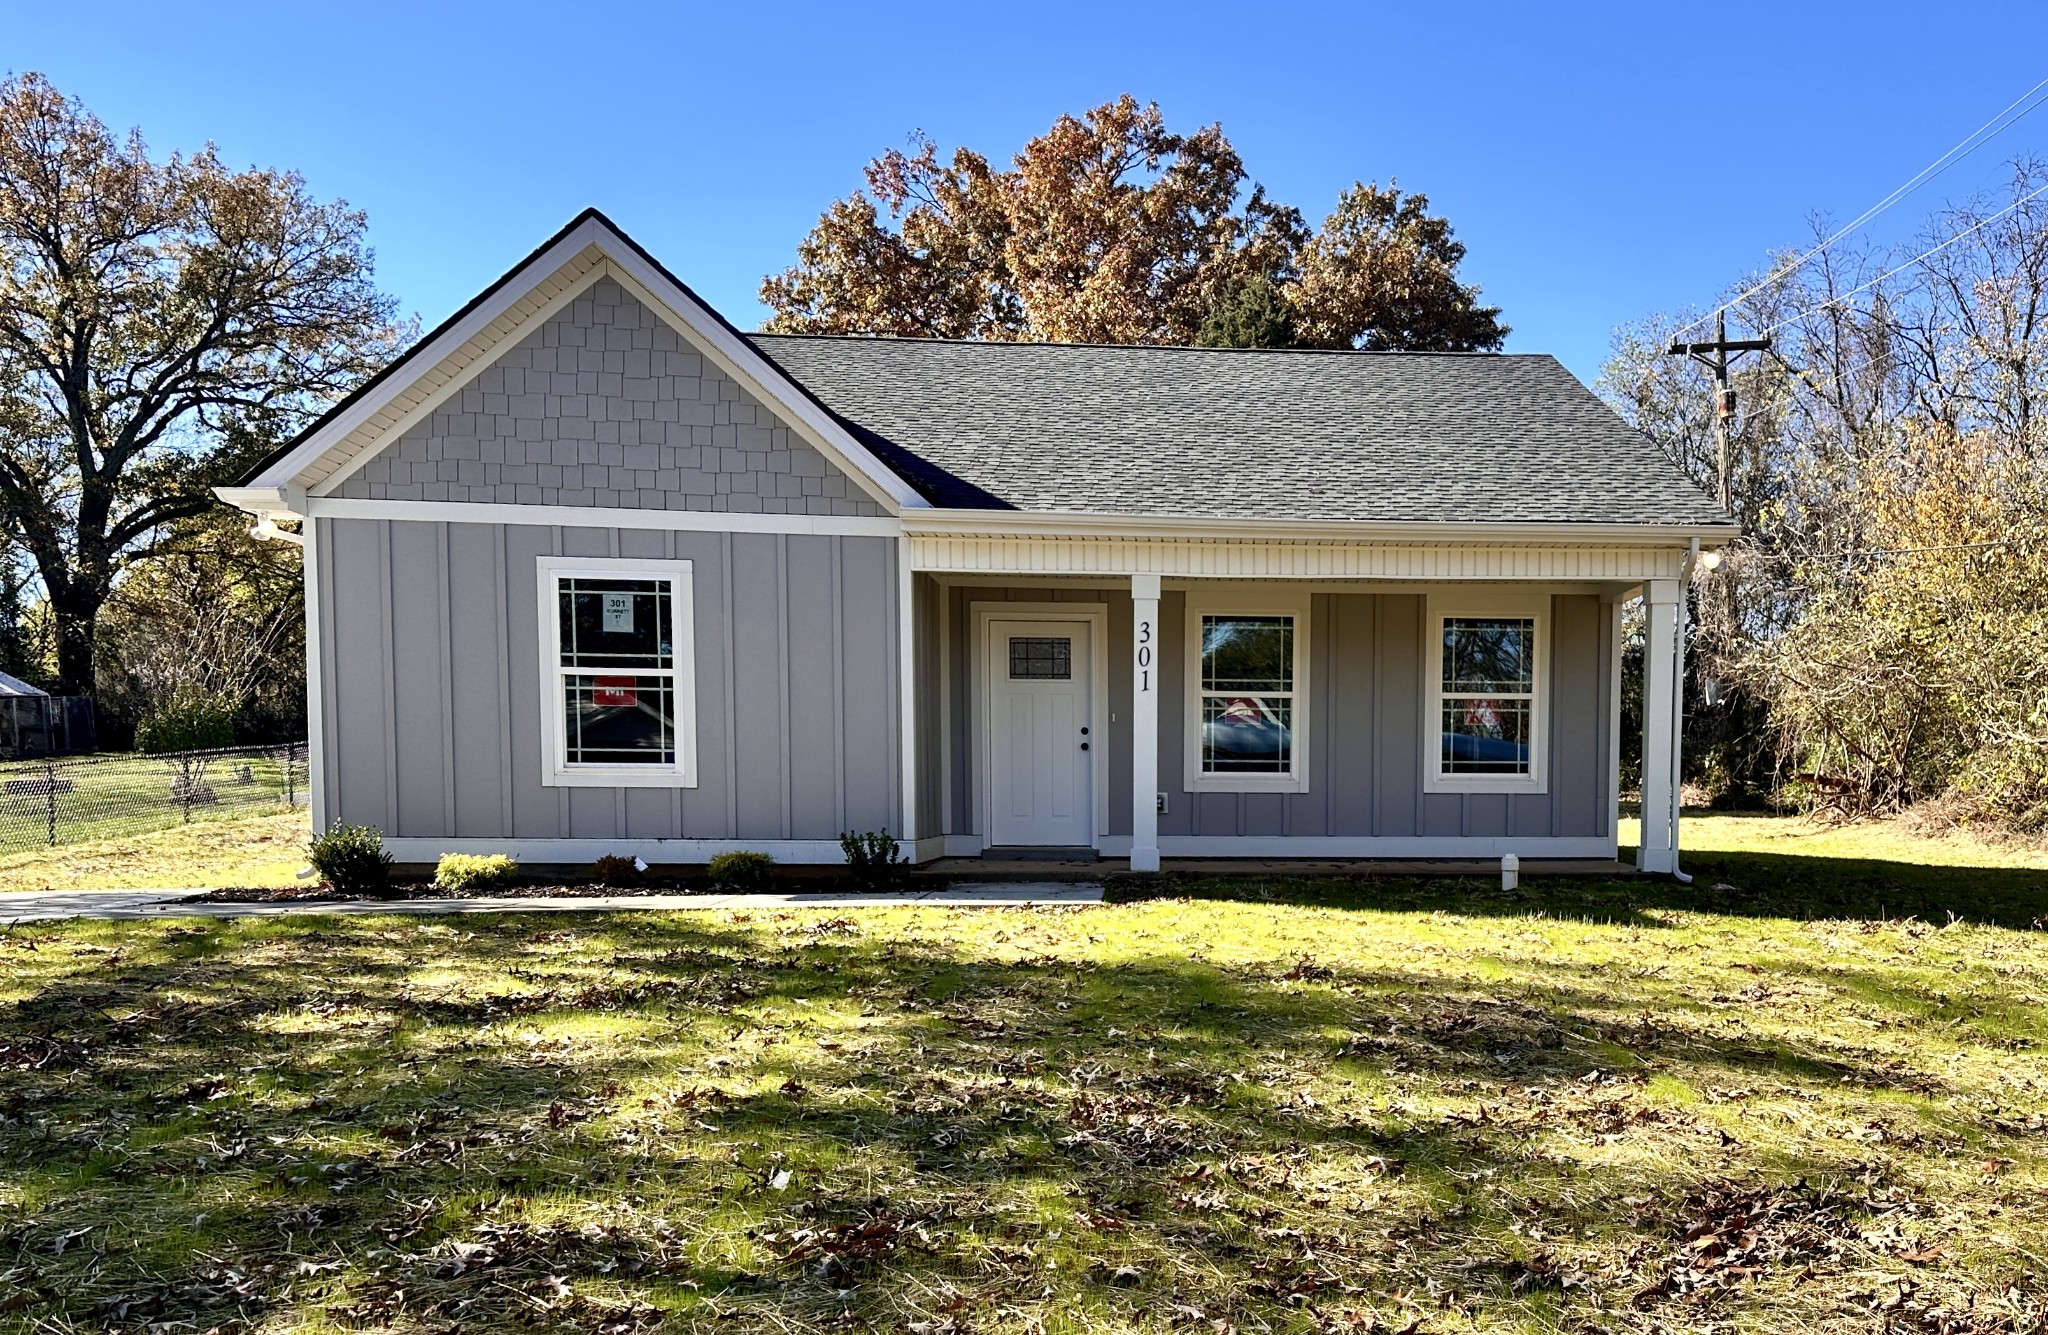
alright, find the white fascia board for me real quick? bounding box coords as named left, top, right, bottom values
left=901, top=508, right=1738, bottom=547
left=245, top=214, right=927, bottom=513
left=304, top=496, right=902, bottom=538
left=214, top=484, right=309, bottom=521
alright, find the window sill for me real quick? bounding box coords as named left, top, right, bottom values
left=1422, top=773, right=1547, bottom=796
left=1187, top=774, right=1311, bottom=796
left=542, top=767, right=698, bottom=789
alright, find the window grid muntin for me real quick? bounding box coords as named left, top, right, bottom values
left=1199, top=613, right=1297, bottom=776
left=1440, top=616, right=1535, bottom=777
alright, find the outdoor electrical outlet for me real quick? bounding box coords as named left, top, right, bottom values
left=1157, top=792, right=1169, bottom=815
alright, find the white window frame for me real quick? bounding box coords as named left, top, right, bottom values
left=536, top=555, right=698, bottom=788
left=1423, top=590, right=1549, bottom=795
left=1182, top=588, right=1312, bottom=795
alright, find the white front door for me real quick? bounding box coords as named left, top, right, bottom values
left=987, top=619, right=1094, bottom=847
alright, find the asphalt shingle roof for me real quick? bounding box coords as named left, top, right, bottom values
left=747, top=335, right=1727, bottom=526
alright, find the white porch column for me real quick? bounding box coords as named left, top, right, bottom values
left=1130, top=574, right=1162, bottom=872
left=1638, top=578, right=1681, bottom=874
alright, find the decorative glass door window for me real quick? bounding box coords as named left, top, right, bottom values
left=537, top=556, right=696, bottom=787
left=1439, top=617, right=1535, bottom=775
left=1008, top=636, right=1072, bottom=680
left=1198, top=615, right=1295, bottom=774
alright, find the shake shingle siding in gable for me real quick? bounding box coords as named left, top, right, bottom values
left=749, top=336, right=1724, bottom=525
left=331, top=280, right=884, bottom=516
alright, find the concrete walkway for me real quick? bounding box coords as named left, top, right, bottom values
left=0, top=883, right=1103, bottom=924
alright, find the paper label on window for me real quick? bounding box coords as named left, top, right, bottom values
left=602, top=593, right=634, bottom=633
left=593, top=675, right=637, bottom=707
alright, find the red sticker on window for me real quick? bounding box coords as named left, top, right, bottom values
left=593, top=676, right=637, bottom=707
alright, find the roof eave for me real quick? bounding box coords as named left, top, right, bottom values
left=901, top=508, right=1739, bottom=546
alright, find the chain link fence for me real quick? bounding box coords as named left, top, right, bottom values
left=0, top=742, right=308, bottom=855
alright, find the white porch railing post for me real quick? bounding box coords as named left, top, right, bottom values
left=1638, top=578, right=1681, bottom=873
left=1130, top=574, right=1162, bottom=873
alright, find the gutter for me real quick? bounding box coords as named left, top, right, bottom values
left=901, top=507, right=1740, bottom=547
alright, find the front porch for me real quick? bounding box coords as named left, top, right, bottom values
left=896, top=516, right=1696, bottom=876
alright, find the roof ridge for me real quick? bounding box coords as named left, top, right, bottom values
left=748, top=331, right=1535, bottom=359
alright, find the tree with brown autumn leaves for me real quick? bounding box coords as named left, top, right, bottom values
left=761, top=96, right=1507, bottom=352
left=0, top=72, right=405, bottom=699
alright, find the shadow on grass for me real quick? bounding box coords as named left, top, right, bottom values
left=3, top=907, right=2025, bottom=1331
left=1108, top=846, right=2048, bottom=928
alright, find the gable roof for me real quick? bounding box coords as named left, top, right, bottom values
left=750, top=335, right=1729, bottom=526
left=233, top=210, right=926, bottom=511
left=0, top=669, right=48, bottom=698
left=230, top=209, right=1726, bottom=532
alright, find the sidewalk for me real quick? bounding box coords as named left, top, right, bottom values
left=0, top=882, right=1104, bottom=924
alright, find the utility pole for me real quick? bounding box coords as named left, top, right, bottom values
left=1668, top=311, right=1771, bottom=513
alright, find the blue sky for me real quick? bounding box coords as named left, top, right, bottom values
left=10, top=1, right=2048, bottom=381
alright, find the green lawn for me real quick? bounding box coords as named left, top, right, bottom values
left=0, top=809, right=310, bottom=892
left=3, top=836, right=2046, bottom=1331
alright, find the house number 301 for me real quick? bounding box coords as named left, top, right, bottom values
left=1136, top=619, right=1153, bottom=692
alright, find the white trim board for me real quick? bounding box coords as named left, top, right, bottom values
left=303, top=516, right=329, bottom=831
left=1097, top=835, right=1620, bottom=859
left=305, top=497, right=903, bottom=537
left=382, top=837, right=850, bottom=865
left=903, top=508, right=1736, bottom=545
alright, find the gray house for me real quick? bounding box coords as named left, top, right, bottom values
left=219, top=211, right=1732, bottom=873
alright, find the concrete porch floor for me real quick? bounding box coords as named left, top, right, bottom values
left=919, top=856, right=1641, bottom=882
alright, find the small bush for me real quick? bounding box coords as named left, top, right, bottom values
left=433, top=852, right=520, bottom=893
left=591, top=853, right=643, bottom=886
left=308, top=824, right=395, bottom=897
left=707, top=850, right=777, bottom=892
left=839, top=828, right=907, bottom=891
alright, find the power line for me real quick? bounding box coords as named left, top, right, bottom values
left=1760, top=177, right=2048, bottom=337
left=1672, top=73, right=2048, bottom=342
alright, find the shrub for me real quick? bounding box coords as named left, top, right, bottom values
left=707, top=850, right=777, bottom=892
left=839, top=828, right=906, bottom=891
left=308, top=823, right=395, bottom=897
left=433, top=852, right=520, bottom=893
left=591, top=853, right=643, bottom=886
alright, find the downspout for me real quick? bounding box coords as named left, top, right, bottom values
left=1670, top=538, right=1700, bottom=884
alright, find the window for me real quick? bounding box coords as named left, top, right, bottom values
left=1184, top=594, right=1310, bottom=793
left=536, top=556, right=697, bottom=787
left=1425, top=595, right=1547, bottom=793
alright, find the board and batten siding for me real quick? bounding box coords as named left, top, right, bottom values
left=315, top=516, right=899, bottom=845
left=942, top=585, right=1614, bottom=842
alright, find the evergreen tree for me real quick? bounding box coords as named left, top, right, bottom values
left=1196, top=276, right=1297, bottom=348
